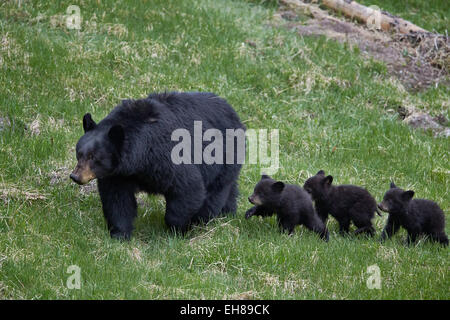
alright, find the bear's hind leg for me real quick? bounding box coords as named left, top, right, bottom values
left=164, top=187, right=206, bottom=233
left=302, top=213, right=329, bottom=242
left=192, top=183, right=232, bottom=224
left=350, top=205, right=375, bottom=237
left=221, top=181, right=238, bottom=215
left=431, top=232, right=449, bottom=246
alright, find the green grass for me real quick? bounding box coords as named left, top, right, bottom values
left=0, top=0, right=449, bottom=299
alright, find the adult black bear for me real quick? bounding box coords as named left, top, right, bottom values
left=245, top=175, right=329, bottom=241
left=70, top=92, right=245, bottom=239
left=379, top=182, right=448, bottom=246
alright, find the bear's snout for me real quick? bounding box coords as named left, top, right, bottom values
left=70, top=162, right=96, bottom=185
left=378, top=202, right=388, bottom=212
left=70, top=172, right=83, bottom=185
left=248, top=195, right=262, bottom=206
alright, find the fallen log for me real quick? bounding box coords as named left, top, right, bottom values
left=281, top=0, right=331, bottom=20
left=321, top=0, right=429, bottom=34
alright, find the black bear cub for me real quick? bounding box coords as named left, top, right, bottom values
left=378, top=182, right=448, bottom=246
left=245, top=175, right=329, bottom=241
left=303, top=170, right=380, bottom=236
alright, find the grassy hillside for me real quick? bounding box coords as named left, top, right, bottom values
left=0, top=0, right=448, bottom=299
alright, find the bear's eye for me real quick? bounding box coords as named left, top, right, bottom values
left=87, top=153, right=94, bottom=160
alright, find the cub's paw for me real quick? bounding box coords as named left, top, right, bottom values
left=245, top=207, right=257, bottom=219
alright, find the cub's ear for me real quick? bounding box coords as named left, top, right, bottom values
left=261, top=174, right=271, bottom=180
left=323, top=175, right=333, bottom=186
left=390, top=181, right=397, bottom=189
left=271, top=181, right=285, bottom=193
left=83, top=113, right=97, bottom=133
left=402, top=190, right=414, bottom=201
left=108, top=125, right=124, bottom=150
left=317, top=170, right=325, bottom=175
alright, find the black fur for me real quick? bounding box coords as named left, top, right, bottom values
left=246, top=175, right=329, bottom=241
left=379, top=182, right=448, bottom=246
left=74, top=92, right=245, bottom=239
left=303, top=170, right=378, bottom=236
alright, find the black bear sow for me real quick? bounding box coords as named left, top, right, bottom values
left=303, top=170, right=380, bottom=236
left=379, top=182, right=448, bottom=246
left=70, top=92, right=246, bottom=239
left=245, top=175, right=329, bottom=241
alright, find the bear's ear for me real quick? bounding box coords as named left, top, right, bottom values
left=271, top=181, right=285, bottom=193
left=108, top=125, right=124, bottom=150
left=317, top=170, right=325, bottom=175
left=83, top=113, right=97, bottom=133
left=147, top=107, right=159, bottom=123
left=261, top=174, right=271, bottom=180
left=146, top=99, right=162, bottom=123
left=323, top=175, right=333, bottom=186
left=390, top=181, right=397, bottom=189
left=402, top=190, right=414, bottom=201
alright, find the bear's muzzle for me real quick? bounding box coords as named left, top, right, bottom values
left=70, top=161, right=96, bottom=185
left=248, top=194, right=262, bottom=206
left=377, top=202, right=388, bottom=212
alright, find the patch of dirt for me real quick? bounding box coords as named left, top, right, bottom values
left=0, top=183, right=47, bottom=203
left=398, top=107, right=450, bottom=137
left=276, top=2, right=449, bottom=91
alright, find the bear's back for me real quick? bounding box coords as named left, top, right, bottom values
left=333, top=185, right=375, bottom=207
left=281, top=184, right=313, bottom=209
left=409, top=199, right=445, bottom=227
left=149, top=91, right=244, bottom=131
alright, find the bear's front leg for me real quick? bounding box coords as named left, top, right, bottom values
left=337, top=217, right=351, bottom=236
left=245, top=206, right=258, bottom=219
left=315, top=204, right=329, bottom=224
left=380, top=215, right=400, bottom=242
left=405, top=227, right=420, bottom=246
left=98, top=177, right=138, bottom=240
left=245, top=205, right=274, bottom=219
